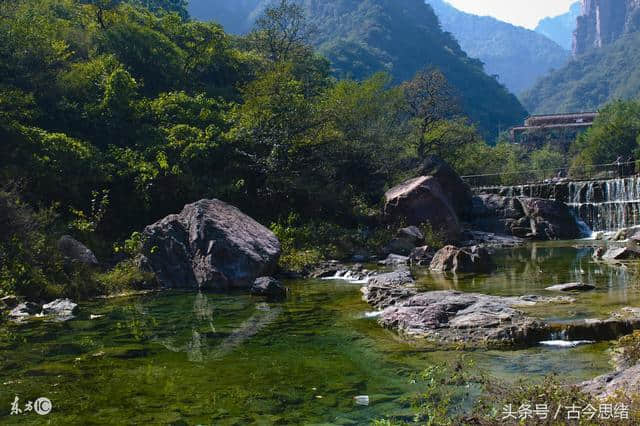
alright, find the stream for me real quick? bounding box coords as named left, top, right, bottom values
left=0, top=241, right=636, bottom=424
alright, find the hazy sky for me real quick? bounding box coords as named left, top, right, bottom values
left=445, top=0, right=579, bottom=29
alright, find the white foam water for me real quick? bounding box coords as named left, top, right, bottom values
left=364, top=311, right=383, bottom=318
left=539, top=340, right=594, bottom=348
left=321, top=272, right=370, bottom=284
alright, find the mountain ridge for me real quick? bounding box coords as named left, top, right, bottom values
left=188, top=0, right=528, bottom=138
left=427, top=0, right=569, bottom=95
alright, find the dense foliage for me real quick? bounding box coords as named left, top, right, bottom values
left=2, top=0, right=631, bottom=300
left=428, top=0, right=570, bottom=95
left=522, top=32, right=640, bottom=114
left=0, top=0, right=413, bottom=297
left=569, top=100, right=640, bottom=174
left=188, top=0, right=529, bottom=139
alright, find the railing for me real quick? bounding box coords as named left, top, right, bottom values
left=461, top=161, right=639, bottom=188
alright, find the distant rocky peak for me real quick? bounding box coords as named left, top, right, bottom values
left=573, top=0, right=640, bottom=55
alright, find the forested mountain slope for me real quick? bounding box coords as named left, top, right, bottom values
left=189, top=0, right=527, bottom=138
left=523, top=27, right=640, bottom=113
left=427, top=0, right=569, bottom=95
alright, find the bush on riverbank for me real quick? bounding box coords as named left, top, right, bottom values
left=374, top=355, right=640, bottom=425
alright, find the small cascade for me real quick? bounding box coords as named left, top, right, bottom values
left=474, top=175, right=640, bottom=232
left=568, top=175, right=640, bottom=232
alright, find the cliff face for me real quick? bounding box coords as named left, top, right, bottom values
left=573, top=0, right=640, bottom=55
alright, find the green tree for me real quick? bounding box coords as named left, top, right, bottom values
left=570, top=100, right=640, bottom=175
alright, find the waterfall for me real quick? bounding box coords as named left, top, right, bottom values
left=568, top=176, right=640, bottom=232
left=474, top=175, right=640, bottom=232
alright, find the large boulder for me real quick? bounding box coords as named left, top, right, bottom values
left=57, top=235, right=99, bottom=266
left=142, top=199, right=281, bottom=291
left=384, top=176, right=462, bottom=242
left=419, top=156, right=473, bottom=218
left=471, top=195, right=581, bottom=240
left=377, top=291, right=551, bottom=347
left=429, top=245, right=495, bottom=274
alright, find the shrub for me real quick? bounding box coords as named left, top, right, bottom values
left=92, top=260, right=156, bottom=294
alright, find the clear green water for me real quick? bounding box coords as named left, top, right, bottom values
left=0, top=242, right=634, bottom=425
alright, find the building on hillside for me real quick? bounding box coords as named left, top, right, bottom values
left=509, top=112, right=598, bottom=150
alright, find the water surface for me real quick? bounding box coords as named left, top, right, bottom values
left=0, top=242, right=634, bottom=424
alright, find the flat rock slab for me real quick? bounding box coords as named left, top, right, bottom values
left=377, top=291, right=553, bottom=347
left=545, top=283, right=596, bottom=292
left=580, top=364, right=640, bottom=399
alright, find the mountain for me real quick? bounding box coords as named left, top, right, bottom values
left=427, top=0, right=569, bottom=95
left=535, top=2, right=581, bottom=50
left=523, top=0, right=640, bottom=114
left=573, top=0, right=640, bottom=56
left=522, top=32, right=640, bottom=114
left=188, top=0, right=266, bottom=34
left=188, top=0, right=528, bottom=138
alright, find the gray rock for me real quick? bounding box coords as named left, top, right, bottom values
left=142, top=199, right=281, bottom=291
left=592, top=246, right=606, bottom=260
left=0, top=295, right=19, bottom=310
left=57, top=235, right=99, bottom=266
left=42, top=299, right=78, bottom=318
left=545, top=283, right=596, bottom=292
left=378, top=254, right=409, bottom=267
left=471, top=195, right=581, bottom=240
left=384, top=176, right=462, bottom=242
left=602, top=246, right=640, bottom=262
left=579, top=364, right=640, bottom=399
left=361, top=269, right=417, bottom=310
left=377, top=291, right=551, bottom=347
left=9, top=302, right=41, bottom=320
left=429, top=245, right=495, bottom=274
left=250, top=277, right=288, bottom=299
left=385, top=226, right=425, bottom=256
left=409, top=246, right=436, bottom=266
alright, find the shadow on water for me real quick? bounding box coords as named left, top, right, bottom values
left=0, top=242, right=634, bottom=424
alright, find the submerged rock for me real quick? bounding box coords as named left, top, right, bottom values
left=429, top=245, right=495, bottom=274
left=142, top=199, right=281, bottom=291
left=250, top=277, right=288, bottom=299
left=545, top=283, right=596, bottom=292
left=57, top=235, right=99, bottom=266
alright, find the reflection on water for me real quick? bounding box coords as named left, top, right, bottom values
left=0, top=242, right=634, bottom=424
